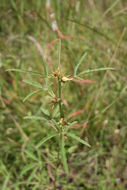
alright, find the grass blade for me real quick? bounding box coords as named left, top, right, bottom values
left=6, top=68, right=42, bottom=76
left=67, top=18, right=115, bottom=43
left=23, top=89, right=41, bottom=102
left=28, top=36, right=49, bottom=87
left=2, top=174, right=10, bottom=190
left=24, top=116, right=46, bottom=121
left=36, top=133, right=58, bottom=148
left=79, top=67, right=115, bottom=76
left=103, top=0, right=121, bottom=18
left=23, top=79, right=43, bottom=89
left=21, top=163, right=37, bottom=176
left=25, top=150, right=39, bottom=162
left=61, top=134, right=69, bottom=175
left=74, top=53, right=87, bottom=76
left=68, top=132, right=91, bottom=147
left=27, top=166, right=39, bottom=185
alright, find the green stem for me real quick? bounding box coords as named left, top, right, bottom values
left=58, top=77, right=64, bottom=118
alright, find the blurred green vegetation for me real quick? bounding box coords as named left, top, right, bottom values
left=0, top=0, right=127, bottom=189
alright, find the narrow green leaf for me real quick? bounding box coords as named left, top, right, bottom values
left=42, top=60, right=49, bottom=88
left=79, top=67, right=115, bottom=76
left=52, top=105, right=59, bottom=118
left=68, top=133, right=91, bottom=147
left=68, top=145, right=77, bottom=154
left=24, top=115, right=46, bottom=121
left=74, top=53, right=87, bottom=76
left=21, top=163, right=37, bottom=176
left=23, top=89, right=41, bottom=102
left=52, top=119, right=60, bottom=131
left=61, top=134, right=69, bottom=175
left=11, top=0, right=17, bottom=11
left=40, top=106, right=50, bottom=116
left=36, top=133, right=58, bottom=148
left=6, top=68, right=42, bottom=76
left=25, top=150, right=39, bottom=161
left=23, top=79, right=43, bottom=89
left=66, top=121, right=78, bottom=132
left=2, top=174, right=10, bottom=190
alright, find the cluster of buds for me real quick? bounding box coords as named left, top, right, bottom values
left=53, top=67, right=73, bottom=83
left=53, top=69, right=95, bottom=85
left=59, top=118, right=68, bottom=126
left=51, top=95, right=60, bottom=104
left=53, top=67, right=61, bottom=78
